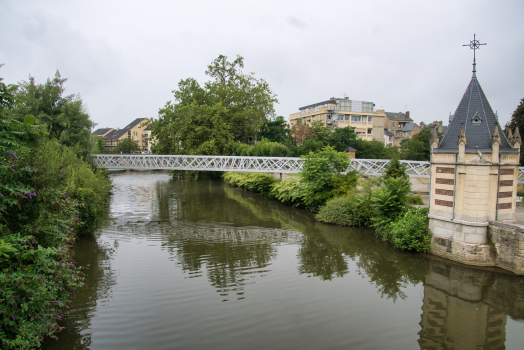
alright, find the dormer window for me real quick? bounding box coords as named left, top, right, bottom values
left=472, top=111, right=482, bottom=124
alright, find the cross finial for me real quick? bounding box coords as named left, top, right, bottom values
left=463, top=34, right=486, bottom=77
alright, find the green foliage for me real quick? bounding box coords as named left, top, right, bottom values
left=384, top=156, right=408, bottom=179
left=0, top=136, right=110, bottom=348
left=351, top=138, right=399, bottom=159
left=232, top=138, right=290, bottom=157
left=259, top=116, right=291, bottom=144
left=12, top=71, right=94, bottom=159
left=507, top=97, right=524, bottom=164
left=371, top=177, right=412, bottom=231
left=300, top=146, right=355, bottom=210
left=92, top=134, right=108, bottom=154
left=269, top=177, right=306, bottom=207
left=222, top=172, right=276, bottom=196
left=380, top=208, right=432, bottom=252
left=113, top=137, right=140, bottom=154
left=327, top=127, right=357, bottom=152
left=151, top=55, right=278, bottom=155
left=405, top=194, right=424, bottom=205
left=399, top=127, right=432, bottom=161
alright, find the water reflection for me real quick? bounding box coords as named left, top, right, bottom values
left=41, top=173, right=524, bottom=349
left=419, top=259, right=524, bottom=349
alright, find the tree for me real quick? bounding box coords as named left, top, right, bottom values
left=12, top=71, right=93, bottom=158
left=326, top=127, right=357, bottom=152
left=151, top=55, right=278, bottom=155
left=113, top=137, right=140, bottom=154
left=290, top=120, right=316, bottom=146
left=259, top=116, right=290, bottom=144
left=400, top=127, right=432, bottom=161
left=507, top=97, right=524, bottom=164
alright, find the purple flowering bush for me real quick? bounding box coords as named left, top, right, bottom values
left=1, top=128, right=110, bottom=347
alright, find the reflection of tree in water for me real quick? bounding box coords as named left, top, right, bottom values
left=177, top=239, right=275, bottom=300
left=41, top=231, right=116, bottom=350
left=220, top=178, right=429, bottom=299
left=297, top=235, right=348, bottom=280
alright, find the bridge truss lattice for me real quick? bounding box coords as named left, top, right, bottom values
left=91, top=155, right=524, bottom=183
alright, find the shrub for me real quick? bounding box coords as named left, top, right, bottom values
left=380, top=207, right=432, bottom=253
left=384, top=156, right=408, bottom=179
left=222, top=172, right=276, bottom=196
left=315, top=196, right=358, bottom=226
left=405, top=194, right=424, bottom=205
left=268, top=177, right=305, bottom=206
left=372, top=176, right=412, bottom=231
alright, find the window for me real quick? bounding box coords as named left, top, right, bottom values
left=472, top=111, right=482, bottom=124
left=361, top=117, right=367, bottom=122
left=357, top=131, right=365, bottom=135
left=345, top=115, right=349, bottom=121
left=307, top=119, right=311, bottom=123
left=351, top=116, right=361, bottom=122
left=367, top=129, right=372, bottom=134
left=368, top=117, right=372, bottom=123
left=392, top=122, right=395, bottom=127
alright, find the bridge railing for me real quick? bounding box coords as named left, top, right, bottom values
left=91, top=154, right=524, bottom=182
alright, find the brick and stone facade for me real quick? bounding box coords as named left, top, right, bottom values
left=427, top=70, right=522, bottom=273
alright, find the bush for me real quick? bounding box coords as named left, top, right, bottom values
left=222, top=172, right=276, bottom=196
left=380, top=208, right=432, bottom=253
left=269, top=177, right=305, bottom=207
left=372, top=176, right=412, bottom=231
left=405, top=194, right=424, bottom=205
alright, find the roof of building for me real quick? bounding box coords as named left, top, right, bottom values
left=385, top=112, right=413, bottom=122
left=397, top=123, right=416, bottom=132
left=384, top=129, right=394, bottom=136
left=104, top=118, right=148, bottom=140
left=441, top=125, right=448, bottom=134
left=92, top=128, right=113, bottom=136
left=345, top=146, right=356, bottom=152
left=298, top=99, right=338, bottom=111
left=437, top=76, right=513, bottom=152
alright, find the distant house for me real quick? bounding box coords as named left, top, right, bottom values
left=93, top=118, right=150, bottom=152
left=346, top=146, right=356, bottom=159
left=393, top=123, right=422, bottom=147
left=92, top=128, right=114, bottom=137
left=384, top=129, right=394, bottom=146
left=385, top=111, right=413, bottom=132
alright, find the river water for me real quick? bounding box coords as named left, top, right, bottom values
left=42, top=172, right=524, bottom=350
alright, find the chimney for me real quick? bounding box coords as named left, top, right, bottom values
left=406, top=111, right=410, bottom=119
left=344, top=97, right=349, bottom=100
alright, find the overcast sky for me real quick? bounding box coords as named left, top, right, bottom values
left=1, top=0, right=523, bottom=131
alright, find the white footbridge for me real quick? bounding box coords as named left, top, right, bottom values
left=92, top=154, right=433, bottom=178
left=92, top=154, right=524, bottom=182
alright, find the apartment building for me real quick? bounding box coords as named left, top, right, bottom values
left=289, top=97, right=386, bottom=142
left=93, top=118, right=150, bottom=152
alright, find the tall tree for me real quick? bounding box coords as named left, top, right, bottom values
left=151, top=55, right=278, bottom=155
left=12, top=71, right=93, bottom=158
left=507, top=97, right=524, bottom=164
left=259, top=116, right=290, bottom=144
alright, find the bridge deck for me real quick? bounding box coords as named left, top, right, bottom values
left=91, top=154, right=524, bottom=182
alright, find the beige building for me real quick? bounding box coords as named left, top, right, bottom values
left=289, top=97, right=386, bottom=142
left=93, top=118, right=150, bottom=152
left=428, top=69, right=521, bottom=270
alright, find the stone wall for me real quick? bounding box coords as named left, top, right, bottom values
left=489, top=222, right=524, bottom=275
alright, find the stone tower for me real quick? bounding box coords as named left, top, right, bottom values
left=428, top=71, right=521, bottom=266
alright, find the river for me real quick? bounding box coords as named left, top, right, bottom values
left=42, top=171, right=524, bottom=349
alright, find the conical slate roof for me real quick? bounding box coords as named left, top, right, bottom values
left=437, top=76, right=514, bottom=152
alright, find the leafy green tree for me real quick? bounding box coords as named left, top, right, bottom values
left=259, top=116, right=291, bottom=144
left=507, top=97, right=524, bottom=164
left=12, top=71, right=93, bottom=158
left=300, top=146, right=356, bottom=210
left=113, top=137, right=140, bottom=154
left=399, top=127, right=432, bottom=161
left=351, top=139, right=398, bottom=159
left=326, top=127, right=357, bottom=152
left=151, top=55, right=278, bottom=155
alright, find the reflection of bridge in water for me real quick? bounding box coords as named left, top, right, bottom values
left=92, top=154, right=524, bottom=182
